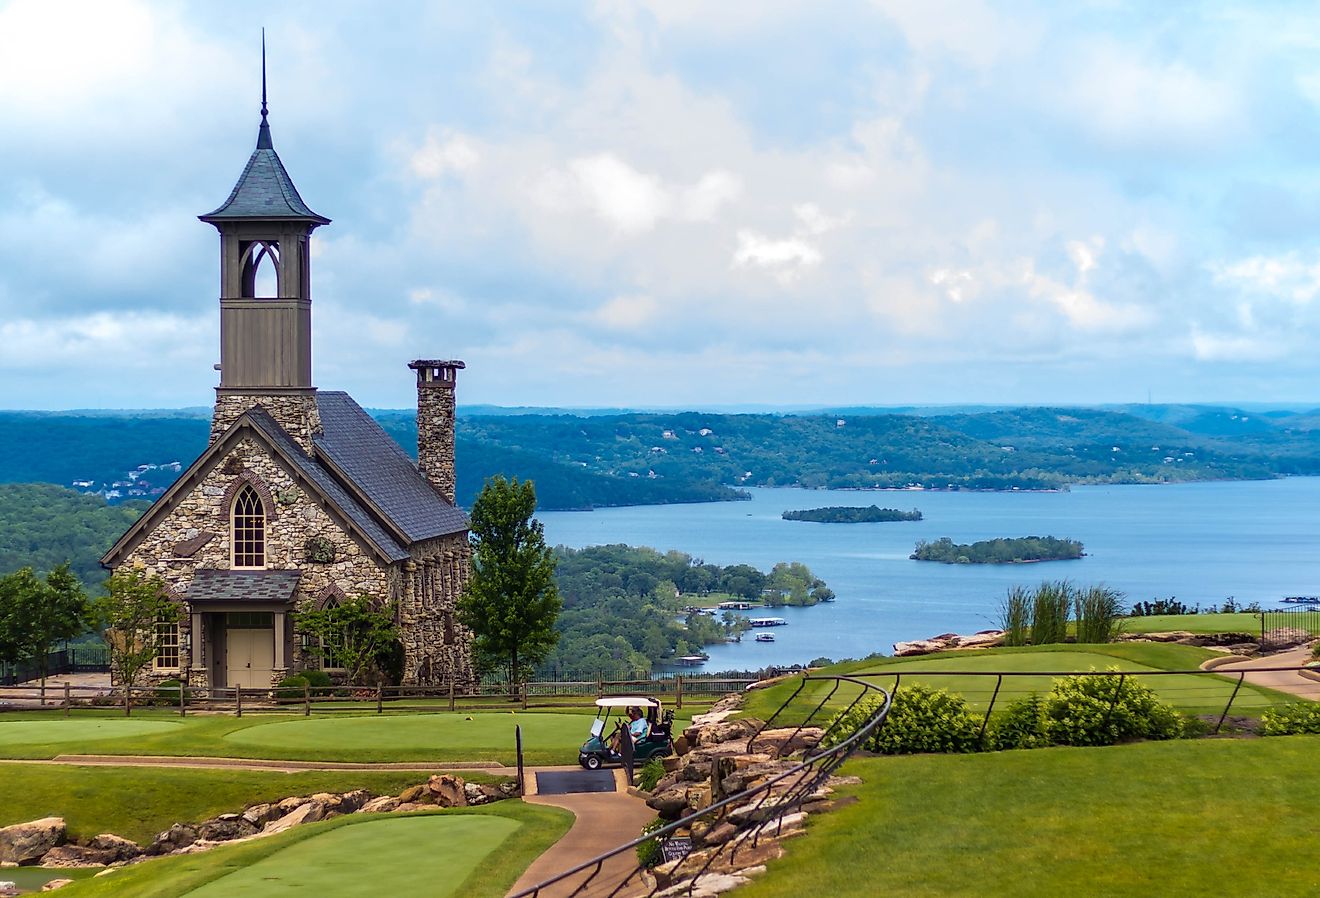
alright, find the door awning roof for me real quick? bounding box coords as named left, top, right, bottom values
left=185, top=570, right=301, bottom=605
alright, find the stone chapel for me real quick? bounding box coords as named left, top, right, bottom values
left=100, top=95, right=475, bottom=691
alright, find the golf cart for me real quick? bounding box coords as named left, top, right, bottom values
left=578, top=696, right=674, bottom=770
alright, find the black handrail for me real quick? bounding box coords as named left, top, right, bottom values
left=510, top=674, right=892, bottom=898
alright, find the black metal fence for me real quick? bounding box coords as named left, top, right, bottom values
left=1260, top=608, right=1320, bottom=649
left=0, top=645, right=110, bottom=687
left=510, top=674, right=893, bottom=898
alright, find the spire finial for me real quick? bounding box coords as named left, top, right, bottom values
left=256, top=29, right=273, bottom=150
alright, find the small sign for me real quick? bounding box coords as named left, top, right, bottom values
left=660, top=837, right=693, bottom=863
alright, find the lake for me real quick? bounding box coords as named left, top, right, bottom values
left=538, top=479, right=1320, bottom=670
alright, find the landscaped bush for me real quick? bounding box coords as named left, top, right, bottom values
left=276, top=675, right=309, bottom=700
left=302, top=669, right=334, bottom=690
left=1261, top=702, right=1320, bottom=736
left=832, top=684, right=983, bottom=755
left=637, top=758, right=665, bottom=792
left=636, top=817, right=666, bottom=868
left=991, top=695, right=1050, bottom=750
left=1038, top=671, right=1182, bottom=746
left=154, top=678, right=189, bottom=705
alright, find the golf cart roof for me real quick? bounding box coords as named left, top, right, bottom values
left=594, top=696, right=659, bottom=708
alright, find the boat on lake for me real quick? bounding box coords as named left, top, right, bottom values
left=755, top=633, right=775, bottom=643
left=1282, top=596, right=1320, bottom=604
left=749, top=617, right=787, bottom=628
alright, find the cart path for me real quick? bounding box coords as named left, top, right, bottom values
left=510, top=769, right=653, bottom=898
left=1212, top=647, right=1320, bottom=699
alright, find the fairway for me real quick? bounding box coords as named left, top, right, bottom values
left=182, top=815, right=519, bottom=898
left=0, top=719, right=183, bottom=745
left=222, top=712, right=589, bottom=755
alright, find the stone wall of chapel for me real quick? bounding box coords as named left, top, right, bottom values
left=398, top=532, right=475, bottom=688
left=211, top=392, right=322, bottom=453
left=116, top=437, right=391, bottom=685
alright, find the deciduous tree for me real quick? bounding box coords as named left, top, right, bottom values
left=457, top=476, right=561, bottom=684
left=96, top=569, right=179, bottom=715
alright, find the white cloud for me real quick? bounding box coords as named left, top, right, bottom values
left=732, top=231, right=822, bottom=283
left=1212, top=252, right=1320, bottom=304
left=409, top=131, right=481, bottom=179
left=592, top=294, right=659, bottom=331
left=1190, top=329, right=1282, bottom=362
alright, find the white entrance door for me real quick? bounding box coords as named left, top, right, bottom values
left=227, top=628, right=275, bottom=689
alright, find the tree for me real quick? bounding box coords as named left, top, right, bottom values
left=0, top=565, right=92, bottom=702
left=294, top=595, right=400, bottom=685
left=96, top=569, right=179, bottom=715
left=457, top=476, right=562, bottom=684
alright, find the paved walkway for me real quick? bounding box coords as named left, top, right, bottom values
left=509, top=768, right=654, bottom=898
left=1211, top=647, right=1320, bottom=699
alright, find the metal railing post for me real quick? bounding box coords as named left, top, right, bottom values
left=1102, top=674, right=1126, bottom=730
left=979, top=674, right=1003, bottom=743
left=1215, top=672, right=1246, bottom=735
left=515, top=724, right=525, bottom=796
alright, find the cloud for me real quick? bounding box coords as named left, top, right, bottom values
left=1212, top=252, right=1320, bottom=304
left=592, top=294, right=659, bottom=331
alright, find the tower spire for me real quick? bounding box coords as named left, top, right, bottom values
left=257, top=28, right=272, bottom=150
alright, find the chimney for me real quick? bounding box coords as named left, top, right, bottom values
left=408, top=359, right=464, bottom=504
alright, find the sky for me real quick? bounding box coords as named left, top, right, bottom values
left=3, top=0, right=1320, bottom=411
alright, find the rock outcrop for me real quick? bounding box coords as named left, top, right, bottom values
left=0, top=817, right=65, bottom=865
left=893, top=629, right=1005, bottom=656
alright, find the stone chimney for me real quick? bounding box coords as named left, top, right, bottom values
left=408, top=359, right=464, bottom=504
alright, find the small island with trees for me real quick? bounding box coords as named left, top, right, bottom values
left=782, top=505, right=923, bottom=523
left=910, top=535, right=1084, bottom=564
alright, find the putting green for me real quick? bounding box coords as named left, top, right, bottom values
left=223, top=712, right=591, bottom=754
left=183, top=815, right=519, bottom=897
left=0, top=719, right=183, bottom=746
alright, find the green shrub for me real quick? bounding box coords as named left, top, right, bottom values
left=300, top=669, right=333, bottom=695
left=636, top=817, right=666, bottom=868
left=276, top=675, right=309, bottom=700
left=1039, top=670, right=1182, bottom=746
left=863, top=684, right=983, bottom=755
left=1261, top=703, right=1320, bottom=735
left=638, top=759, right=665, bottom=792
left=991, top=695, right=1050, bottom=750
left=154, top=678, right=189, bottom=705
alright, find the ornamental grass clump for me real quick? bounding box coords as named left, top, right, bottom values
left=999, top=585, right=1031, bottom=647
left=1261, top=702, right=1320, bottom=736
left=1030, top=581, right=1073, bottom=645
left=1074, top=585, right=1126, bottom=644
left=859, top=684, right=984, bottom=755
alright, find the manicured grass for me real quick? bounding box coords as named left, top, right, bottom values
left=745, top=643, right=1294, bottom=721
left=58, top=803, right=572, bottom=898
left=0, top=764, right=477, bottom=844
left=0, top=709, right=629, bottom=765
left=183, top=815, right=518, bottom=898
left=1119, top=612, right=1265, bottom=635
left=736, top=736, right=1320, bottom=897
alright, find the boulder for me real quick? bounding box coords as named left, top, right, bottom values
left=39, top=845, right=117, bottom=868
left=463, top=783, right=489, bottom=806
left=749, top=727, right=824, bottom=757
left=197, top=816, right=258, bottom=842
left=260, top=801, right=324, bottom=837
left=360, top=796, right=401, bottom=814
left=88, top=834, right=141, bottom=863
left=693, top=719, right=763, bottom=747
left=397, top=785, right=427, bottom=804
left=393, top=802, right=429, bottom=813
left=40, top=880, right=75, bottom=892
left=892, top=639, right=944, bottom=657
left=339, top=790, right=371, bottom=813
left=0, top=818, right=65, bottom=865
left=647, top=786, right=692, bottom=820
left=427, top=774, right=468, bottom=808
left=241, top=804, right=280, bottom=827
left=276, top=796, right=307, bottom=814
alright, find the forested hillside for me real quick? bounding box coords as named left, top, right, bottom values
left=0, top=484, right=146, bottom=587
left=5, top=403, right=1320, bottom=512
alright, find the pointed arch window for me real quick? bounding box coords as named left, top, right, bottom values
left=231, top=484, right=266, bottom=568
left=319, top=598, right=347, bottom=670
left=240, top=240, right=281, bottom=298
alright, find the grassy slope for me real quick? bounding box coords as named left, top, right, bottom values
left=0, top=709, right=613, bottom=766
left=1119, top=612, right=1266, bottom=634
left=736, top=737, right=1320, bottom=898
left=59, top=804, right=572, bottom=898
left=745, top=643, right=1293, bottom=721
left=0, top=765, right=482, bottom=844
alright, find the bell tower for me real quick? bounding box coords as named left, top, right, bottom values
left=200, top=39, right=330, bottom=451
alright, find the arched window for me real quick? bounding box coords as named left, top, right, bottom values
left=239, top=240, right=281, bottom=298
left=320, top=598, right=346, bottom=670
left=231, top=484, right=266, bottom=568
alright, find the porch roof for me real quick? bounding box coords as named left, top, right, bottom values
left=185, top=569, right=301, bottom=605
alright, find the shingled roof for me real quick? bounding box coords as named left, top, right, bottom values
left=199, top=114, right=329, bottom=225
left=314, top=392, right=470, bottom=542
left=186, top=569, right=302, bottom=604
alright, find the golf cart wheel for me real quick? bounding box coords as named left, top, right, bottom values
left=584, top=754, right=603, bottom=770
